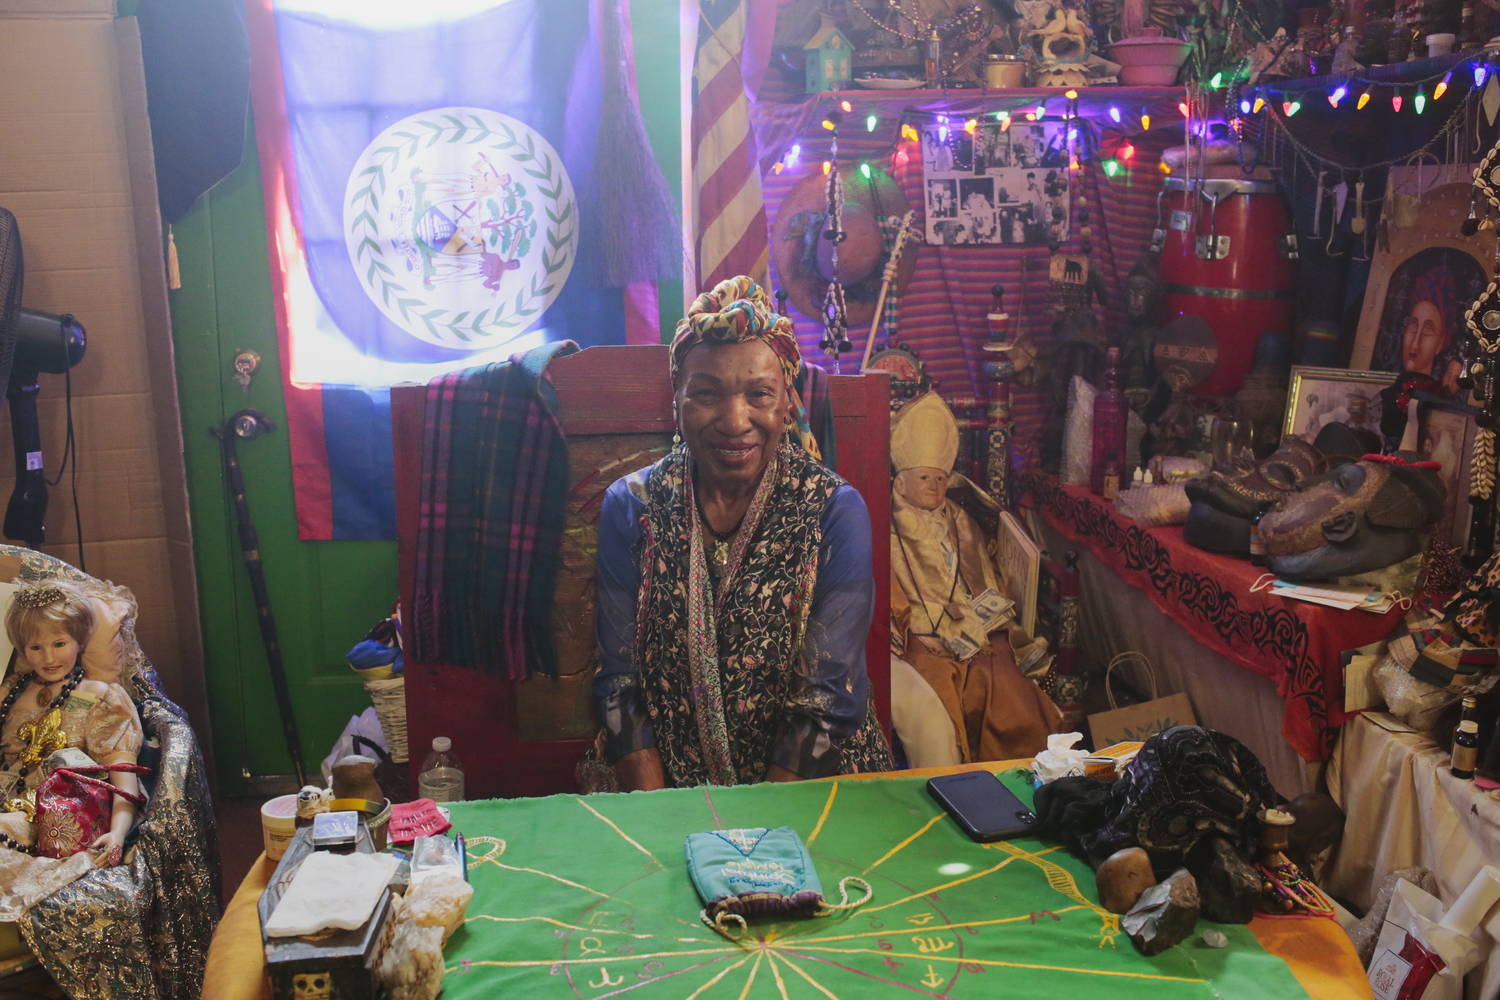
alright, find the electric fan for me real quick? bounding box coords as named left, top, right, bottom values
left=0, top=208, right=87, bottom=549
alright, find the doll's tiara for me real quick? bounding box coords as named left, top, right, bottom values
left=12, top=587, right=66, bottom=610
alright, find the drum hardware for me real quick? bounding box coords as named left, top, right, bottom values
left=1150, top=190, right=1167, bottom=252
left=1278, top=234, right=1299, bottom=260
left=1171, top=211, right=1191, bottom=231
left=1195, top=190, right=1230, bottom=261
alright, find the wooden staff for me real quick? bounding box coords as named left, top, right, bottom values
left=211, top=409, right=307, bottom=787
left=860, top=211, right=917, bottom=372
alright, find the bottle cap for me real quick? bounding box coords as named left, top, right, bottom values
left=1460, top=720, right=1479, bottom=733
left=433, top=736, right=452, bottom=752
left=1464, top=696, right=1478, bottom=709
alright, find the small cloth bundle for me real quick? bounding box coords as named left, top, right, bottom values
left=684, top=827, right=870, bottom=938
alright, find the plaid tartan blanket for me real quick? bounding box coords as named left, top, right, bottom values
left=411, top=341, right=578, bottom=678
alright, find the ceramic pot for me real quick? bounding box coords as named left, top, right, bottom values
left=1105, top=35, right=1192, bottom=85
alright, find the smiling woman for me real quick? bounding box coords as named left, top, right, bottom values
left=585, top=277, right=893, bottom=792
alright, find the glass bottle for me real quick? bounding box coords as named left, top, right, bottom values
left=1453, top=720, right=1480, bottom=779
left=1090, top=348, right=1127, bottom=496
left=1102, top=452, right=1121, bottom=500
left=1249, top=508, right=1268, bottom=566
left=925, top=29, right=941, bottom=86
left=1389, top=10, right=1410, bottom=61
left=418, top=736, right=466, bottom=803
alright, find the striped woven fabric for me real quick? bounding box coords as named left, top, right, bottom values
left=693, top=0, right=771, bottom=289
left=753, top=89, right=1186, bottom=465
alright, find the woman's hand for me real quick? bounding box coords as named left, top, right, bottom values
left=764, top=764, right=801, bottom=783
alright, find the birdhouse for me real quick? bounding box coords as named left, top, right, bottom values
left=804, top=14, right=852, bottom=94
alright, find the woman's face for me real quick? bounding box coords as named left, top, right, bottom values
left=1401, top=299, right=1447, bottom=374
left=23, top=627, right=78, bottom=685
left=676, top=339, right=792, bottom=491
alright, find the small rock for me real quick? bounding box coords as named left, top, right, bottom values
left=1096, top=846, right=1157, bottom=914
left=1201, top=928, right=1228, bottom=948
left=1188, top=836, right=1260, bottom=924
left=1122, top=868, right=1200, bottom=957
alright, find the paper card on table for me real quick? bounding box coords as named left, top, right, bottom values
left=264, top=851, right=398, bottom=937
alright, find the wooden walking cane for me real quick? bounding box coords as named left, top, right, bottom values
left=860, top=211, right=917, bottom=372
left=211, top=409, right=308, bottom=787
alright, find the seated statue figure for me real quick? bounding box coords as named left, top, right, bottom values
left=889, top=393, right=1063, bottom=765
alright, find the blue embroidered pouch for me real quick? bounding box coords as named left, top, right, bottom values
left=684, top=827, right=869, bottom=937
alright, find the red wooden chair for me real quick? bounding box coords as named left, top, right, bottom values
left=391, top=345, right=892, bottom=798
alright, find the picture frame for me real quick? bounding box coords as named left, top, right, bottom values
left=1283, top=366, right=1393, bottom=440
left=1415, top=402, right=1479, bottom=548
left=919, top=120, right=1069, bottom=245
left=1350, top=177, right=1495, bottom=388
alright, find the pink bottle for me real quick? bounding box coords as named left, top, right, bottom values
left=1090, top=347, right=1128, bottom=496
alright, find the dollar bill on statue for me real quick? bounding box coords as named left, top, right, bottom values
left=969, top=587, right=1015, bottom=634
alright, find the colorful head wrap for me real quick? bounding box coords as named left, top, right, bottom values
left=670, top=276, right=801, bottom=388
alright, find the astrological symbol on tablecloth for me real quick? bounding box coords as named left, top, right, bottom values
left=906, top=913, right=936, bottom=926
left=614, top=943, right=635, bottom=956
left=1030, top=911, right=1060, bottom=924
left=549, top=963, right=564, bottom=975
left=589, top=967, right=625, bottom=988
left=877, top=938, right=893, bottom=951
left=962, top=963, right=985, bottom=974
left=921, top=965, right=945, bottom=989
left=553, top=928, right=568, bottom=939
left=456, top=959, right=472, bottom=975
left=912, top=935, right=955, bottom=953
left=881, top=957, right=904, bottom=974
left=966, top=924, right=980, bottom=934
left=580, top=937, right=605, bottom=956
left=867, top=917, right=884, bottom=929
left=637, top=961, right=664, bottom=980
left=587, top=910, right=614, bottom=927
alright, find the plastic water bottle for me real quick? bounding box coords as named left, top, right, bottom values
left=418, top=736, right=465, bottom=803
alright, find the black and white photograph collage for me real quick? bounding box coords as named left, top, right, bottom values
left=921, top=121, right=1070, bottom=246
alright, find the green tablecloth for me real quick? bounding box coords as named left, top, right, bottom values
left=440, top=771, right=1314, bottom=999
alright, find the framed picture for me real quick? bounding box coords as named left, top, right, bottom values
left=1416, top=403, right=1479, bottom=548
left=920, top=120, right=1068, bottom=245
left=1283, top=366, right=1392, bottom=440
left=1351, top=178, right=1495, bottom=390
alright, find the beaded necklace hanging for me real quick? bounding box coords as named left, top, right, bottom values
left=0, top=664, right=84, bottom=855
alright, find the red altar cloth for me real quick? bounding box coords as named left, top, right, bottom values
left=1027, top=476, right=1401, bottom=762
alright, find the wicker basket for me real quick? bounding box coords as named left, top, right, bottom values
left=363, top=676, right=408, bottom=764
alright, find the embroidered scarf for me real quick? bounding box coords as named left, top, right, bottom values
left=635, top=440, right=834, bottom=786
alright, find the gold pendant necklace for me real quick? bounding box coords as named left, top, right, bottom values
left=712, top=540, right=730, bottom=575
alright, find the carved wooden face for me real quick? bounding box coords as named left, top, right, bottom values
left=1257, top=461, right=1446, bottom=580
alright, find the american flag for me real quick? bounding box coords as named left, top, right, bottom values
left=692, top=0, right=770, bottom=291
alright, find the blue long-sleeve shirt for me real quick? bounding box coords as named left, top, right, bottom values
left=593, top=473, right=873, bottom=779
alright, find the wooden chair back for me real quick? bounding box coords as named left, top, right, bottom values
left=392, top=345, right=891, bottom=798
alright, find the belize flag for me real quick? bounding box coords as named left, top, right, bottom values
left=247, top=0, right=627, bottom=539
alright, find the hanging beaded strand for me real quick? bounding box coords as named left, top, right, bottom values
left=819, top=110, right=852, bottom=370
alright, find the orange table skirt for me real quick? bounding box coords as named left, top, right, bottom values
left=204, top=761, right=1372, bottom=1000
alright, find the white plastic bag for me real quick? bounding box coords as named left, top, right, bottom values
left=1031, top=732, right=1088, bottom=784
left=1367, top=877, right=1493, bottom=1000
left=320, top=707, right=391, bottom=781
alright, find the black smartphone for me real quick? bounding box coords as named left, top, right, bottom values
left=927, top=771, right=1038, bottom=842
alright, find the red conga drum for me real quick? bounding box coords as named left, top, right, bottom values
left=1158, top=177, right=1297, bottom=396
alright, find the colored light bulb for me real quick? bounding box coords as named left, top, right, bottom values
left=1358, top=88, right=1372, bottom=109
left=1435, top=72, right=1450, bottom=100
left=1393, top=92, right=1403, bottom=111
left=1329, top=85, right=1346, bottom=107
left=1109, top=106, right=1121, bottom=123
left=1477, top=64, right=1489, bottom=88
left=1000, top=117, right=1012, bottom=132
left=840, top=99, right=852, bottom=112
left=1102, top=158, right=1121, bottom=177
left=821, top=119, right=835, bottom=130
left=787, top=144, right=801, bottom=164
left=1119, top=142, right=1135, bottom=159
left=1210, top=71, right=1223, bottom=88
left=1283, top=100, right=1301, bottom=116
left=866, top=114, right=878, bottom=132
left=1140, top=113, right=1151, bottom=130
left=1415, top=85, right=1426, bottom=113
left=964, top=118, right=978, bottom=134
left=1253, top=96, right=1265, bottom=113
left=822, top=160, right=831, bottom=175
left=1178, top=101, right=1190, bottom=117
left=1064, top=89, right=1078, bottom=99
left=860, top=162, right=871, bottom=178
left=1240, top=98, right=1252, bottom=114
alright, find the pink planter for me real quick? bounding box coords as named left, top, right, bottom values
left=1106, top=35, right=1192, bottom=85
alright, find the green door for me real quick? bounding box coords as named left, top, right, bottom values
left=170, top=9, right=682, bottom=793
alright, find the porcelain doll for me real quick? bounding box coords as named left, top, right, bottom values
left=0, top=583, right=144, bottom=867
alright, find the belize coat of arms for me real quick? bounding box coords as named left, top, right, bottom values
left=343, top=106, right=576, bottom=349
